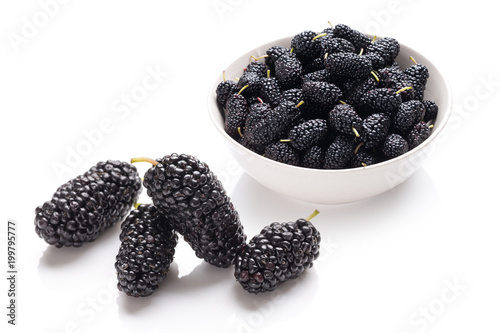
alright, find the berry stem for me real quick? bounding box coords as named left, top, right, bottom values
left=409, top=56, right=417, bottom=65
left=370, top=70, right=380, bottom=82
left=352, top=127, right=360, bottom=138
left=359, top=48, right=364, bottom=56
left=267, top=69, right=271, bottom=79
left=339, top=100, right=346, bottom=105
left=131, top=157, right=158, bottom=166
left=222, top=70, right=227, bottom=82
left=306, top=209, right=320, bottom=221
left=296, top=100, right=305, bottom=108
left=238, top=85, right=249, bottom=95
left=237, top=127, right=244, bottom=138
left=312, top=33, right=327, bottom=41
left=280, top=139, right=293, bottom=143
left=396, top=86, right=413, bottom=95
left=134, top=203, right=141, bottom=209
left=328, top=21, right=333, bottom=28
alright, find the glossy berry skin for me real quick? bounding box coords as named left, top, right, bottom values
left=366, top=37, right=400, bottom=66
left=216, top=80, right=237, bottom=107
left=328, top=104, right=363, bottom=137
left=287, top=119, right=328, bottom=151
left=264, top=142, right=301, bottom=166
left=392, top=100, right=425, bottom=133
left=361, top=113, right=391, bottom=148
left=382, top=133, right=409, bottom=158
left=115, top=204, right=177, bottom=297
left=407, top=121, right=431, bottom=149
left=291, top=30, right=322, bottom=61
left=142, top=153, right=246, bottom=267
left=274, top=52, right=303, bottom=89
left=34, top=160, right=142, bottom=248
left=360, top=88, right=402, bottom=116
left=332, top=23, right=371, bottom=49
left=325, top=53, right=372, bottom=79
left=302, top=80, right=342, bottom=107
left=224, top=93, right=248, bottom=138
left=234, top=217, right=321, bottom=294
left=324, top=135, right=356, bottom=169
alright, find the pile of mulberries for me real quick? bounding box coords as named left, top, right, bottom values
left=216, top=23, right=439, bottom=169
left=35, top=155, right=321, bottom=297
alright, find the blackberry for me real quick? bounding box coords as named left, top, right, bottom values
left=245, top=61, right=267, bottom=77
left=302, top=69, right=336, bottom=84
left=407, top=121, right=431, bottom=149
left=332, top=23, right=371, bottom=49
left=115, top=204, right=177, bottom=297
left=246, top=100, right=302, bottom=146
left=285, top=119, right=328, bottom=151
left=361, top=113, right=391, bottom=148
left=377, top=66, right=415, bottom=101
left=350, top=147, right=379, bottom=168
left=360, top=88, right=404, bottom=116
left=280, top=88, right=303, bottom=105
left=325, top=53, right=372, bottom=79
left=34, top=160, right=142, bottom=248
left=302, top=80, right=342, bottom=107
left=291, top=30, right=323, bottom=61
left=422, top=100, right=439, bottom=122
left=303, top=58, right=326, bottom=74
left=216, top=72, right=237, bottom=107
left=324, top=135, right=356, bottom=169
left=224, top=91, right=248, bottom=138
left=274, top=52, right=303, bottom=89
left=382, top=133, right=409, bottom=158
left=259, top=71, right=282, bottom=107
left=404, top=58, right=429, bottom=86
left=328, top=104, right=363, bottom=137
left=265, top=45, right=291, bottom=68
left=363, top=52, right=386, bottom=70
left=139, top=154, right=246, bottom=267
left=244, top=100, right=271, bottom=133
left=343, top=75, right=379, bottom=106
left=392, top=100, right=425, bottom=133
left=234, top=211, right=321, bottom=294
left=319, top=35, right=355, bottom=55
left=237, top=71, right=262, bottom=97
left=264, top=142, right=301, bottom=166
left=301, top=146, right=325, bottom=169
left=365, top=37, right=400, bottom=66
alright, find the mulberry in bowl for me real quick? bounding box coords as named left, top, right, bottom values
left=208, top=25, right=451, bottom=204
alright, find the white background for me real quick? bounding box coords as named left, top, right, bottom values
left=1, top=1, right=499, bottom=332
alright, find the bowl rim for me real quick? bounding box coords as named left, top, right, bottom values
left=207, top=34, right=452, bottom=175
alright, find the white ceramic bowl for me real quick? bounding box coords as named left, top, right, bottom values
left=208, top=35, right=452, bottom=204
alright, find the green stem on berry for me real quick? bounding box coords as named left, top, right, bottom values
left=352, top=127, right=360, bottom=138
left=251, top=54, right=269, bottom=61
left=409, top=56, right=417, bottom=65
left=238, top=85, right=249, bottom=95
left=396, top=86, right=413, bottom=95
left=290, top=47, right=294, bottom=53
left=339, top=100, right=346, bottom=104
left=359, top=48, right=364, bottom=56
left=370, top=70, right=380, bottom=82
left=324, top=52, right=329, bottom=60
left=134, top=203, right=141, bottom=209
left=306, top=209, right=320, bottom=221
left=429, top=124, right=434, bottom=129
left=296, top=100, right=305, bottom=108
left=312, top=32, right=327, bottom=41
left=131, top=157, right=158, bottom=166
left=328, top=21, right=333, bottom=28
left=372, top=35, right=377, bottom=43
left=354, top=142, right=364, bottom=154
left=222, top=70, right=227, bottom=82
left=280, top=139, right=293, bottom=143
left=267, top=69, right=271, bottom=79
left=237, top=127, right=244, bottom=138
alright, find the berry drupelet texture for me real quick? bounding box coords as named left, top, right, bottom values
left=115, top=204, right=177, bottom=297
left=234, top=213, right=321, bottom=294
left=34, top=160, right=142, bottom=248
left=141, top=154, right=246, bottom=267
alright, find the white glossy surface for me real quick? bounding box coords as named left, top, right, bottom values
left=1, top=1, right=499, bottom=333
left=208, top=37, right=451, bottom=204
